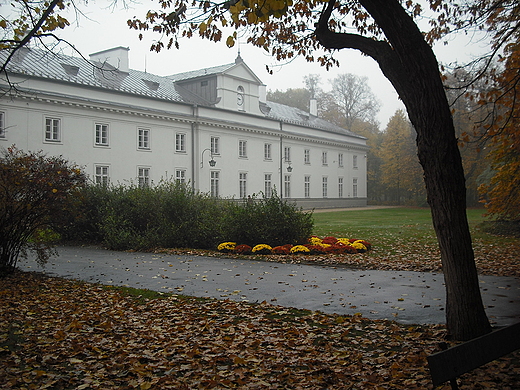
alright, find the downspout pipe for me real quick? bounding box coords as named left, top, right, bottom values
left=191, top=104, right=198, bottom=190
left=279, top=121, right=283, bottom=198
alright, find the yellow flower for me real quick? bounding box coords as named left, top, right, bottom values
left=252, top=244, right=272, bottom=254
left=351, top=241, right=367, bottom=251
left=52, top=188, right=58, bottom=193
left=217, top=242, right=236, bottom=252
left=308, top=236, right=323, bottom=245
left=290, top=245, right=310, bottom=254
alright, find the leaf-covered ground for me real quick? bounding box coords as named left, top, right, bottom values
left=1, top=271, right=519, bottom=389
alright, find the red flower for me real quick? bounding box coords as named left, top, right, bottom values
left=322, top=236, right=338, bottom=245
left=272, top=244, right=293, bottom=255
left=234, top=244, right=252, bottom=255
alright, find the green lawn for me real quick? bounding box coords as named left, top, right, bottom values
left=312, top=207, right=509, bottom=252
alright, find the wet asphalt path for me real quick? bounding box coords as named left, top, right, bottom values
left=19, top=246, right=520, bottom=327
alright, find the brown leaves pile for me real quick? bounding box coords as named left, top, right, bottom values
left=2, top=272, right=519, bottom=389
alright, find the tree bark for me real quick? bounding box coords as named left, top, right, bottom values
left=316, top=0, right=491, bottom=340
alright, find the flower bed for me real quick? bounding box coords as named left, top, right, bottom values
left=217, top=236, right=372, bottom=255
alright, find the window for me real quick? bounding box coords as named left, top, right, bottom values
left=338, top=153, right=344, bottom=167
left=176, top=133, right=186, bottom=152
left=211, top=171, right=220, bottom=197
left=338, top=177, right=344, bottom=198
left=353, top=178, right=358, bottom=198
left=353, top=155, right=358, bottom=169
left=211, top=136, right=220, bottom=155
left=304, top=176, right=310, bottom=198
left=0, top=112, right=5, bottom=138
left=239, top=172, right=247, bottom=198
left=237, top=85, right=245, bottom=109
left=264, top=174, right=272, bottom=198
left=284, top=174, right=291, bottom=198
left=95, top=165, right=109, bottom=186
left=322, top=176, right=328, bottom=198
left=138, top=167, right=150, bottom=188
left=322, top=151, right=328, bottom=166
left=239, top=140, right=247, bottom=158
left=95, top=123, right=109, bottom=146
left=45, top=117, right=60, bottom=142
left=284, top=146, right=291, bottom=162
left=264, top=143, right=272, bottom=160
left=175, top=169, right=186, bottom=183
left=304, top=149, right=310, bottom=165
left=138, top=128, right=150, bottom=149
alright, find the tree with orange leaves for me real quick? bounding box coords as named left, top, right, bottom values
left=478, top=39, right=520, bottom=221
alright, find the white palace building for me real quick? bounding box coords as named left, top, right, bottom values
left=0, top=46, right=367, bottom=209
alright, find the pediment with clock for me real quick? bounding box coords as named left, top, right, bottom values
left=171, top=54, right=265, bottom=115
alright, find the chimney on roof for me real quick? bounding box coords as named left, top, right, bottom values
left=89, top=46, right=130, bottom=73
left=310, top=98, right=318, bottom=116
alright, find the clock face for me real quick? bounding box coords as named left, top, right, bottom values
left=237, top=93, right=244, bottom=106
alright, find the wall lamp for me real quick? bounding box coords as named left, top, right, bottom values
left=281, top=157, right=293, bottom=172
left=201, top=148, right=216, bottom=168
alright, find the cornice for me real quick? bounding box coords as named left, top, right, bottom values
left=4, top=91, right=368, bottom=151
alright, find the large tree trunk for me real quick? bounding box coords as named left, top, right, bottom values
left=316, top=0, right=491, bottom=340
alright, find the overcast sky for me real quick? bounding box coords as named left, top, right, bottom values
left=32, top=1, right=490, bottom=127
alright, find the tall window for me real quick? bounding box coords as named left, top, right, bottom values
left=211, top=136, right=220, bottom=155
left=264, top=174, right=272, bottom=198
left=284, top=146, right=291, bottom=162
left=239, top=172, right=247, bottom=198
left=284, top=174, right=291, bottom=198
left=138, top=128, right=150, bottom=149
left=239, top=140, right=247, bottom=158
left=338, top=177, right=344, bottom=198
left=0, top=112, right=5, bottom=138
left=95, top=165, right=109, bottom=185
left=45, top=117, right=60, bottom=142
left=138, top=167, right=150, bottom=187
left=304, top=149, right=310, bottom=164
left=304, top=175, right=310, bottom=198
left=175, top=169, right=186, bottom=183
left=211, top=171, right=220, bottom=197
left=338, top=153, right=344, bottom=167
left=353, top=155, right=358, bottom=169
left=175, top=133, right=186, bottom=152
left=353, top=178, right=358, bottom=198
left=322, top=151, right=328, bottom=166
left=264, top=143, right=272, bottom=160
left=322, top=176, right=328, bottom=198
left=95, top=123, right=109, bottom=146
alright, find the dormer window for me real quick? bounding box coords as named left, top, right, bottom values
left=237, top=85, right=245, bottom=110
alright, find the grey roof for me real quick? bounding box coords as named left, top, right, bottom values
left=166, top=63, right=236, bottom=82
left=2, top=48, right=183, bottom=101
left=1, top=47, right=363, bottom=138
left=263, top=101, right=363, bottom=137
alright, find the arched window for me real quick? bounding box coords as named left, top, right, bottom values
left=237, top=85, right=245, bottom=109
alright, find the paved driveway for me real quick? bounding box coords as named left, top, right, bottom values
left=19, top=246, right=520, bottom=327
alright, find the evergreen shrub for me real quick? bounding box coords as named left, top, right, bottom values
left=65, top=183, right=313, bottom=251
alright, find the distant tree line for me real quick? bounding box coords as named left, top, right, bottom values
left=268, top=70, right=513, bottom=211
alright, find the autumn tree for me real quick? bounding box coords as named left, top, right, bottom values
left=328, top=73, right=380, bottom=128
left=0, top=0, right=71, bottom=78
left=379, top=110, right=425, bottom=205
left=442, top=70, right=491, bottom=206
left=473, top=6, right=520, bottom=221
left=127, top=0, right=501, bottom=340
left=0, top=146, right=86, bottom=276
